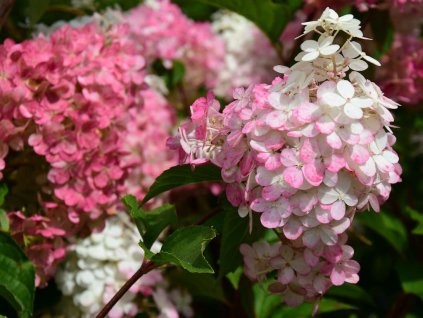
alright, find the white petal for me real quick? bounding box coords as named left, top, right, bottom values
left=339, top=14, right=354, bottom=22
left=322, top=92, right=346, bottom=107
left=301, top=40, right=319, bottom=52
left=318, top=187, right=339, bottom=204
left=302, top=51, right=320, bottom=62
left=344, top=102, right=363, bottom=119
left=352, top=97, right=373, bottom=108
left=343, top=193, right=358, bottom=206
left=337, top=80, right=355, bottom=99
left=320, top=44, right=340, bottom=56
left=363, top=54, right=381, bottom=66
left=349, top=59, right=368, bottom=71
left=383, top=150, right=399, bottom=163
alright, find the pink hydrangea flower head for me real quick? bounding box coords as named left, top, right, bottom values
left=171, top=7, right=401, bottom=307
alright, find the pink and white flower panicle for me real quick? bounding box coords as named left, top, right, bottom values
left=170, top=7, right=401, bottom=307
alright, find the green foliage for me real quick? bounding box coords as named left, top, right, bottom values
left=405, top=207, right=423, bottom=235
left=168, top=270, right=227, bottom=303
left=0, top=210, right=9, bottom=233
left=218, top=200, right=249, bottom=277
left=193, top=0, right=301, bottom=43
left=253, top=281, right=358, bottom=318
left=152, top=59, right=186, bottom=91
left=327, top=284, right=376, bottom=309
left=356, top=211, right=408, bottom=254
left=141, top=164, right=222, bottom=204
left=397, top=261, right=423, bottom=301
left=171, top=0, right=217, bottom=20
left=122, top=195, right=177, bottom=249
left=147, top=226, right=217, bottom=274
left=0, top=233, right=35, bottom=318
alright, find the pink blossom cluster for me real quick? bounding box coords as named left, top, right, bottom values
left=171, top=8, right=401, bottom=306
left=124, top=0, right=225, bottom=89
left=378, top=34, right=423, bottom=105
left=8, top=212, right=67, bottom=287
left=1, top=22, right=176, bottom=284
left=240, top=235, right=359, bottom=307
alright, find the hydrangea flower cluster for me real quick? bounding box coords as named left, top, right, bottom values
left=171, top=8, right=401, bottom=306
left=1, top=22, right=176, bottom=284
left=55, top=213, right=193, bottom=318
left=124, top=0, right=225, bottom=90
left=378, top=34, right=423, bottom=104
left=211, top=11, right=279, bottom=98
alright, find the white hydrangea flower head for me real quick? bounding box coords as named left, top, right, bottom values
left=212, top=10, right=279, bottom=98
left=55, top=213, right=159, bottom=318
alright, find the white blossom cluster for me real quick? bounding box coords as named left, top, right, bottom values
left=211, top=10, right=279, bottom=98
left=55, top=213, right=161, bottom=318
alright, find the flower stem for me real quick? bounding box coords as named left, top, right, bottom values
left=95, top=261, right=160, bottom=318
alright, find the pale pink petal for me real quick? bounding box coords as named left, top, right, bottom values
left=330, top=201, right=346, bottom=220
left=283, top=166, right=304, bottom=189
left=330, top=266, right=346, bottom=285
left=283, top=218, right=303, bottom=240
left=326, top=132, right=342, bottom=149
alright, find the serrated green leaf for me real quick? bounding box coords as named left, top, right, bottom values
left=0, top=232, right=35, bottom=317
left=397, top=260, right=423, bottom=301
left=122, top=195, right=177, bottom=249
left=141, top=164, right=222, bottom=204
left=151, top=225, right=216, bottom=273
left=356, top=211, right=408, bottom=254
left=194, top=0, right=301, bottom=43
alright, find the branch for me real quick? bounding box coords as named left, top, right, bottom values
left=95, top=261, right=160, bottom=318
left=0, top=0, right=15, bottom=31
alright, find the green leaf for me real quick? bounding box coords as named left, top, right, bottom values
left=171, top=0, right=217, bottom=20
left=122, top=195, right=177, bottom=249
left=194, top=0, right=301, bottom=42
left=226, top=266, right=243, bottom=290
left=272, top=298, right=357, bottom=317
left=218, top=199, right=249, bottom=278
left=169, top=60, right=186, bottom=89
left=142, top=204, right=177, bottom=248
left=253, top=283, right=281, bottom=318
left=151, top=225, right=217, bottom=273
left=369, top=9, right=394, bottom=57
left=0, top=183, right=8, bottom=207
left=404, top=206, right=423, bottom=235
left=0, top=210, right=9, bottom=232
left=327, top=284, right=376, bottom=308
left=168, top=270, right=227, bottom=303
left=397, top=260, right=423, bottom=301
left=0, top=232, right=35, bottom=317
left=122, top=194, right=146, bottom=235
left=356, top=211, right=408, bottom=254
left=141, top=164, right=222, bottom=204
left=23, top=0, right=51, bottom=25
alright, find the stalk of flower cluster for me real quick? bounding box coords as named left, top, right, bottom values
left=96, top=261, right=160, bottom=318
left=170, top=7, right=401, bottom=307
